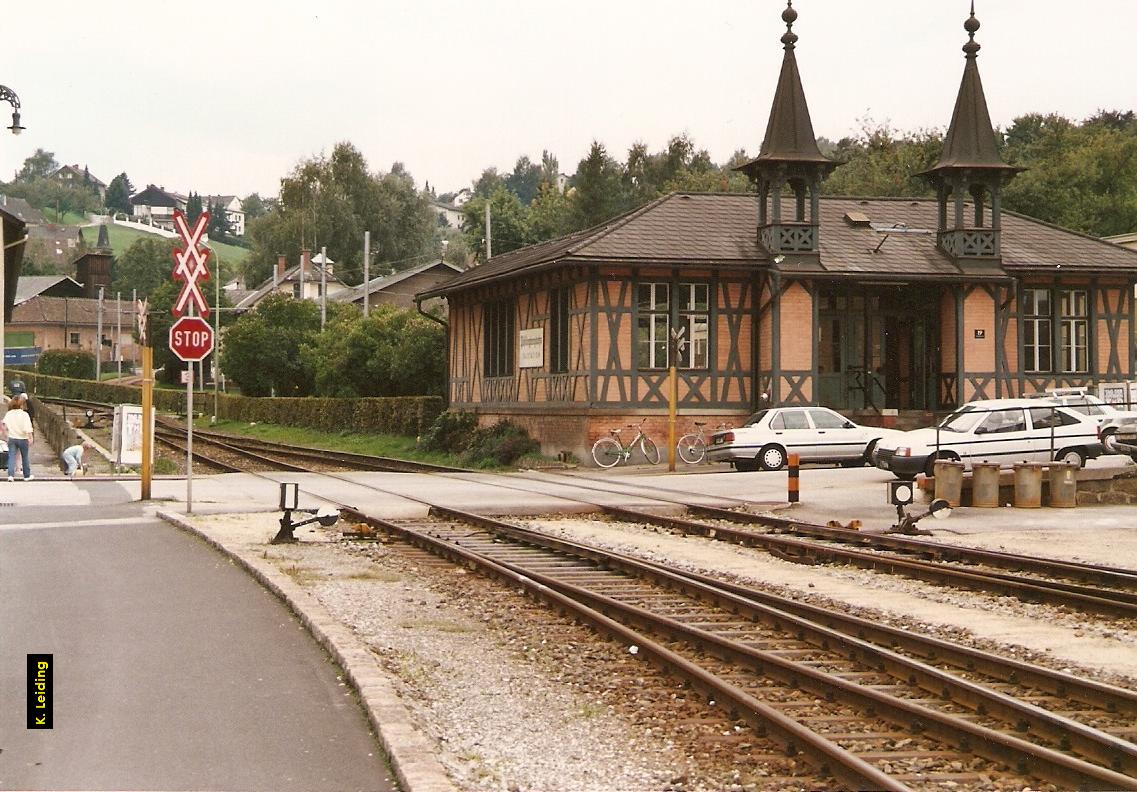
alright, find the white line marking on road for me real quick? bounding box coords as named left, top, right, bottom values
left=0, top=516, right=157, bottom=532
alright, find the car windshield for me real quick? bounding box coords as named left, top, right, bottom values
left=939, top=406, right=982, bottom=432
left=744, top=410, right=770, bottom=427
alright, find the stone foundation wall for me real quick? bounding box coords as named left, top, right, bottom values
left=1075, top=469, right=1137, bottom=505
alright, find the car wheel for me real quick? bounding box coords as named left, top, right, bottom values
left=734, top=459, right=758, bottom=472
left=1055, top=447, right=1086, bottom=468
left=924, top=452, right=958, bottom=479
left=758, top=444, right=787, bottom=472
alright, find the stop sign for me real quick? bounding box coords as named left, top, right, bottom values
left=169, top=315, right=215, bottom=362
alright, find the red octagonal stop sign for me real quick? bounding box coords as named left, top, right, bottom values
left=169, top=315, right=215, bottom=362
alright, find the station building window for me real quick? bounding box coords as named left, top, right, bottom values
left=1023, top=287, right=1088, bottom=374
left=635, top=282, right=709, bottom=370
left=548, top=287, right=570, bottom=374
left=483, top=296, right=516, bottom=377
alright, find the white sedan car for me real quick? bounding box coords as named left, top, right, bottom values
left=706, top=406, right=902, bottom=471
left=873, top=398, right=1103, bottom=480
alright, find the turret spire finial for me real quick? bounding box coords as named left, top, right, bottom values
left=963, top=2, right=981, bottom=58
left=780, top=1, right=798, bottom=50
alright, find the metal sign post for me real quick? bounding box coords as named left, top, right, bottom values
left=169, top=210, right=213, bottom=515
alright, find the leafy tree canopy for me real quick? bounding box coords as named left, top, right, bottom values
left=105, top=173, right=134, bottom=215
left=112, top=237, right=178, bottom=298
left=16, top=148, right=58, bottom=182
left=302, top=304, right=445, bottom=397
left=243, top=142, right=434, bottom=289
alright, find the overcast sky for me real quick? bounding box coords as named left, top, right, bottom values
left=2, top=1, right=1134, bottom=200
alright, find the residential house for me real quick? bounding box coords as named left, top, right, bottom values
left=13, top=275, right=84, bottom=304
left=234, top=250, right=350, bottom=311
left=130, top=185, right=186, bottom=231
left=331, top=259, right=463, bottom=313
left=204, top=195, right=246, bottom=236
left=2, top=205, right=28, bottom=325
left=430, top=200, right=464, bottom=230
left=452, top=188, right=474, bottom=207
left=1106, top=233, right=1137, bottom=252
left=417, top=5, right=1137, bottom=462
left=50, top=164, right=107, bottom=202
left=7, top=295, right=139, bottom=367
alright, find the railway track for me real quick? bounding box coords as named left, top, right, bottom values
left=341, top=504, right=1137, bottom=791
left=38, top=397, right=1137, bottom=620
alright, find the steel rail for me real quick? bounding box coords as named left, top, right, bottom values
left=364, top=505, right=1137, bottom=789
left=424, top=504, right=1137, bottom=781
left=601, top=505, right=1137, bottom=620
left=343, top=507, right=910, bottom=791
left=685, top=502, right=1137, bottom=589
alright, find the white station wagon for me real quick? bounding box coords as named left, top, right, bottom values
left=706, top=406, right=902, bottom=472
left=873, top=398, right=1103, bottom=480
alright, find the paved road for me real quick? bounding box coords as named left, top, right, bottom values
left=0, top=507, right=395, bottom=791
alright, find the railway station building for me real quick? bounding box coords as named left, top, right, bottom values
left=417, top=4, right=1137, bottom=462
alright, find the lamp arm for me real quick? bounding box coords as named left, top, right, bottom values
left=0, top=86, right=20, bottom=110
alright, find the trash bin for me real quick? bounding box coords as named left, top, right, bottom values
left=1047, top=462, right=1078, bottom=508
left=971, top=462, right=1001, bottom=507
left=933, top=460, right=964, bottom=507
left=1013, top=462, right=1043, bottom=508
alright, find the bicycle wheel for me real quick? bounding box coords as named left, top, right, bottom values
left=639, top=436, right=661, bottom=465
left=677, top=434, right=706, bottom=464
left=592, top=437, right=624, bottom=468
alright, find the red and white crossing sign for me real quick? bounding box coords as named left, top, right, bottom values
left=169, top=315, right=215, bottom=362
left=171, top=210, right=212, bottom=318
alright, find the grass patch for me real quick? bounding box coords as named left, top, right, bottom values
left=153, top=458, right=178, bottom=475
left=280, top=563, right=322, bottom=586
left=346, top=568, right=402, bottom=582
left=397, top=618, right=473, bottom=633
left=192, top=416, right=470, bottom=467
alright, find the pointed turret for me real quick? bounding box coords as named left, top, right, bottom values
left=737, top=1, right=836, bottom=258
left=919, top=3, right=1022, bottom=264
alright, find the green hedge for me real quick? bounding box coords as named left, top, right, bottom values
left=18, top=372, right=443, bottom=437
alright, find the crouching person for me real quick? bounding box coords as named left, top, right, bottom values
left=61, top=440, right=94, bottom=478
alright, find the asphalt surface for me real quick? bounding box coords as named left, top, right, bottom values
left=0, top=506, right=395, bottom=792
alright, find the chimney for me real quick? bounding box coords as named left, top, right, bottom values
left=274, top=255, right=286, bottom=288
left=301, top=249, right=311, bottom=274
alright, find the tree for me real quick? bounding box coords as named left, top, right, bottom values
left=241, top=192, right=270, bottom=221
left=473, top=168, right=505, bottom=198
left=16, top=148, right=58, bottom=182
left=186, top=192, right=204, bottom=225
left=570, top=141, right=628, bottom=230
left=505, top=155, right=543, bottom=205
left=207, top=200, right=232, bottom=240
left=820, top=120, right=941, bottom=198
left=112, top=237, right=178, bottom=297
left=526, top=181, right=572, bottom=241
left=219, top=294, right=325, bottom=396
left=1002, top=113, right=1137, bottom=237
left=462, top=188, right=529, bottom=260
left=243, top=142, right=435, bottom=288
left=302, top=304, right=445, bottom=397
left=105, top=173, right=134, bottom=215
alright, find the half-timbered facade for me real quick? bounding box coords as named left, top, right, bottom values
left=417, top=4, right=1137, bottom=462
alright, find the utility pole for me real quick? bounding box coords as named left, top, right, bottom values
left=485, top=202, right=492, bottom=260
left=96, top=286, right=104, bottom=380
left=363, top=231, right=370, bottom=318
left=320, top=245, right=327, bottom=329
left=116, top=291, right=122, bottom=378
left=214, top=250, right=220, bottom=423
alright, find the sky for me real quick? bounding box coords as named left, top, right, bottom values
left=2, top=1, right=1134, bottom=200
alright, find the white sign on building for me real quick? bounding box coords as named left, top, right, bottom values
left=519, top=328, right=544, bottom=368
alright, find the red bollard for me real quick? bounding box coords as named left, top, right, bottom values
left=787, top=453, right=800, bottom=503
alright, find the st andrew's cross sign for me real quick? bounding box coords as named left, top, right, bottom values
left=171, top=210, right=211, bottom=318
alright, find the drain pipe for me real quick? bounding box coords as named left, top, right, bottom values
left=416, top=297, right=449, bottom=408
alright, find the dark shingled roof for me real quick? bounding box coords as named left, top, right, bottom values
left=418, top=194, right=1137, bottom=298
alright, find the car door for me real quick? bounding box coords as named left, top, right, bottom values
left=767, top=409, right=821, bottom=460
left=808, top=408, right=861, bottom=461
left=1030, top=405, right=1097, bottom=460
left=969, top=407, right=1032, bottom=466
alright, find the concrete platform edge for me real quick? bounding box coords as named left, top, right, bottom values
left=156, top=509, right=457, bottom=792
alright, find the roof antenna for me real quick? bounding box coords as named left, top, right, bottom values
left=873, top=234, right=889, bottom=253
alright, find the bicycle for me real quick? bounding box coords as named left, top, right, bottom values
left=591, top=418, right=661, bottom=468
left=676, top=421, right=730, bottom=465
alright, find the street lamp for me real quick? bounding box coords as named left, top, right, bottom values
left=0, top=85, right=24, bottom=135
